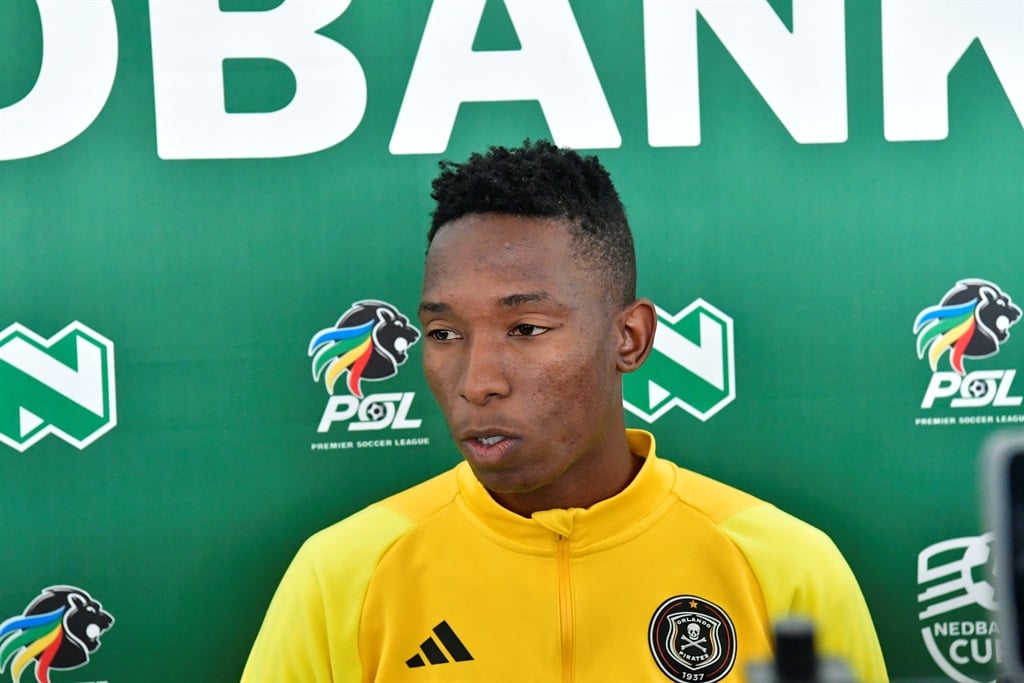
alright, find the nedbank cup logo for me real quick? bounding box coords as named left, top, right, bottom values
left=913, top=280, right=1023, bottom=411
left=0, top=586, right=114, bottom=683
left=623, top=299, right=735, bottom=422
left=0, top=322, right=117, bottom=452
left=917, top=534, right=1000, bottom=683
left=310, top=300, right=423, bottom=433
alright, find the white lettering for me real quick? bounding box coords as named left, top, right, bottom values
left=995, top=369, right=1024, bottom=407
left=389, top=0, right=619, bottom=154
left=6, top=2, right=1024, bottom=158
left=395, top=437, right=430, bottom=446
left=149, top=0, right=366, bottom=159
left=356, top=439, right=393, bottom=448
left=915, top=416, right=957, bottom=426
left=391, top=392, right=423, bottom=429
left=972, top=637, right=993, bottom=663
left=882, top=0, right=1024, bottom=141
left=932, top=621, right=1001, bottom=637
left=950, top=638, right=970, bottom=665
left=317, top=393, right=421, bottom=432
left=951, top=370, right=1002, bottom=408
left=0, top=0, right=118, bottom=160
left=921, top=372, right=960, bottom=408
left=644, top=0, right=847, bottom=146
left=350, top=393, right=400, bottom=432
left=317, top=396, right=359, bottom=432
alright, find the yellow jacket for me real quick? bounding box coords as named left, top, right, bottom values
left=242, top=430, right=887, bottom=682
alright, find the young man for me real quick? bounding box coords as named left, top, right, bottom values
left=242, top=141, right=888, bottom=682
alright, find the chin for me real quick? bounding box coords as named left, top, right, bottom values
left=467, top=463, right=546, bottom=496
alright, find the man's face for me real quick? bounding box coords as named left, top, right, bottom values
left=419, top=214, right=627, bottom=511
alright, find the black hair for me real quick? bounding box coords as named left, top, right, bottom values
left=428, top=139, right=636, bottom=307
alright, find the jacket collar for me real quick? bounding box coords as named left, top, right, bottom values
left=454, top=429, right=677, bottom=554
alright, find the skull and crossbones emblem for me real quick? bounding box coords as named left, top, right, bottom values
left=678, top=623, right=707, bottom=654
left=666, top=612, right=721, bottom=668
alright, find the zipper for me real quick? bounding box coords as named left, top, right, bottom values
left=556, top=534, right=574, bottom=683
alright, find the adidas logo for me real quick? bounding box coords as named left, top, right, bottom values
left=405, top=620, right=474, bottom=668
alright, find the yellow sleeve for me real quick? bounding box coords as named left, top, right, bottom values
left=240, top=505, right=412, bottom=683
left=721, top=505, right=889, bottom=683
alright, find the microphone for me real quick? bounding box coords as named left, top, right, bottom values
left=747, top=618, right=856, bottom=683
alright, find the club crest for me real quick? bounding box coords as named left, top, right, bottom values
left=649, top=595, right=736, bottom=683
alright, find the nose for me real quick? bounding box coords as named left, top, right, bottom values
left=458, top=336, right=511, bottom=405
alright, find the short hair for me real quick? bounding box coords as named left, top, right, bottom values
left=428, top=139, right=636, bottom=307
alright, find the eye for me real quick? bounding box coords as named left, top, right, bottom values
left=509, top=324, right=548, bottom=337
left=427, top=329, right=462, bottom=341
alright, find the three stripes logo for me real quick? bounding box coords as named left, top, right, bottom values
left=405, top=621, right=473, bottom=669
left=0, top=322, right=117, bottom=452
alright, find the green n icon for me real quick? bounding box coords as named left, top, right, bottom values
left=0, top=322, right=117, bottom=452
left=623, top=299, right=735, bottom=423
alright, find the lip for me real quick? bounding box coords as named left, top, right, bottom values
left=458, top=428, right=520, bottom=466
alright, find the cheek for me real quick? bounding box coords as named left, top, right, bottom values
left=528, top=348, right=610, bottom=415
left=420, top=349, right=450, bottom=401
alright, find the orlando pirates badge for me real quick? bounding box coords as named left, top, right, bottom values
left=649, top=595, right=737, bottom=682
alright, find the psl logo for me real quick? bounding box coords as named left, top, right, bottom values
left=917, top=534, right=1001, bottom=683
left=309, top=300, right=423, bottom=432
left=914, top=280, right=1023, bottom=410
left=623, top=299, right=735, bottom=423
left=0, top=586, right=114, bottom=683
left=0, top=322, right=117, bottom=452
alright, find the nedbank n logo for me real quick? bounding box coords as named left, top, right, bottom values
left=623, top=299, right=735, bottom=423
left=0, top=322, right=117, bottom=452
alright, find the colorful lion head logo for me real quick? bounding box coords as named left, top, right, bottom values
left=309, top=300, right=420, bottom=397
left=914, top=279, right=1022, bottom=375
left=0, top=586, right=114, bottom=683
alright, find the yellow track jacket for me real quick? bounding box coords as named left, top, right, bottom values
left=242, top=430, right=888, bottom=682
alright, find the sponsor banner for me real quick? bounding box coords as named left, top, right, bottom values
left=2, top=2, right=1022, bottom=679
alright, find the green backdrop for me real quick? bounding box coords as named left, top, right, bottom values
left=2, top=1, right=1023, bottom=681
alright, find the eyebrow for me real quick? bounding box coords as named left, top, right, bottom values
left=500, top=291, right=551, bottom=307
left=419, top=301, right=450, bottom=314
left=419, top=291, right=554, bottom=315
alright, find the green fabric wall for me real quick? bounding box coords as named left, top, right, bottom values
left=2, top=1, right=1022, bottom=680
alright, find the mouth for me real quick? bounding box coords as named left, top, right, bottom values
left=459, top=430, right=520, bottom=465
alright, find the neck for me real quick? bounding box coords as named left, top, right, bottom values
left=490, top=440, right=645, bottom=517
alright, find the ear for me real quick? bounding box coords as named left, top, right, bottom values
left=615, top=298, right=656, bottom=373
left=68, top=592, right=86, bottom=610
